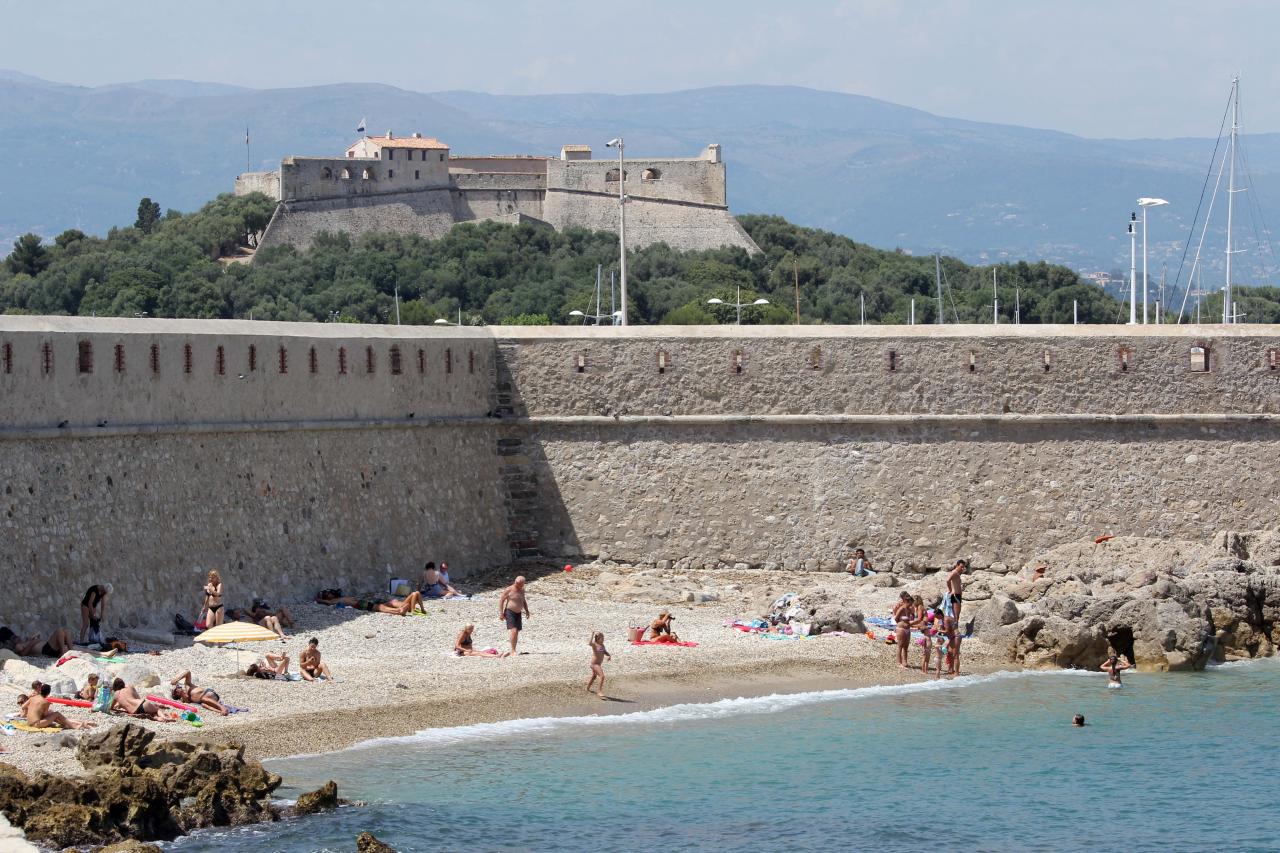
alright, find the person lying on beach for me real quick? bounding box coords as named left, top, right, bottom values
left=454, top=623, right=501, bottom=657
left=37, top=628, right=73, bottom=658
left=25, top=683, right=96, bottom=730
left=246, top=652, right=292, bottom=680
left=0, top=626, right=44, bottom=657
left=647, top=611, right=681, bottom=643
left=316, top=591, right=426, bottom=616
left=111, top=679, right=178, bottom=721
left=252, top=600, right=295, bottom=628
left=1100, top=654, right=1131, bottom=687
left=587, top=631, right=611, bottom=700
left=421, top=562, right=463, bottom=599
left=299, top=638, right=334, bottom=681
left=169, top=670, right=230, bottom=715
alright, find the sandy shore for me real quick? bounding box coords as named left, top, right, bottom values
left=0, top=566, right=1007, bottom=776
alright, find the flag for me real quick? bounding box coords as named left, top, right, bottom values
left=245, top=126, right=249, bottom=146
left=356, top=116, right=366, bottom=133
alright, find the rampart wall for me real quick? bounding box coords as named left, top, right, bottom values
left=6, top=320, right=1280, bottom=637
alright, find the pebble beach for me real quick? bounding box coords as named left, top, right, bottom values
left=0, top=565, right=1004, bottom=778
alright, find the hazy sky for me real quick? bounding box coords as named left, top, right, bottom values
left=8, top=0, right=1278, bottom=138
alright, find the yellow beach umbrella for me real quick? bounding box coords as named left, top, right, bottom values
left=194, top=621, right=280, bottom=644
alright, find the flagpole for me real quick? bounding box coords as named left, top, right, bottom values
left=245, top=125, right=250, bottom=173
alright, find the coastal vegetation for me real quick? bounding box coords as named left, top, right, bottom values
left=8, top=191, right=1265, bottom=325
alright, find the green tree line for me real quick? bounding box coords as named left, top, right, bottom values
left=12, top=191, right=1251, bottom=325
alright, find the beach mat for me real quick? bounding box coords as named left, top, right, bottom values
left=10, top=722, right=61, bottom=733
left=631, top=640, right=699, bottom=648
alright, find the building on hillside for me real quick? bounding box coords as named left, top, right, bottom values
left=235, top=131, right=759, bottom=255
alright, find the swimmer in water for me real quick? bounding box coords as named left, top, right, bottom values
left=1072, top=714, right=1086, bottom=727
left=1100, top=654, right=1131, bottom=687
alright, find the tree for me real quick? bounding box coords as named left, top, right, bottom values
left=5, top=234, right=49, bottom=276
left=499, top=312, right=552, bottom=325
left=135, top=197, right=162, bottom=234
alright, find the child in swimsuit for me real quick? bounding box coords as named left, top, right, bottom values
left=587, top=631, right=611, bottom=700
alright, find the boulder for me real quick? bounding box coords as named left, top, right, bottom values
left=357, top=832, right=399, bottom=853
left=0, top=658, right=43, bottom=683
left=103, top=661, right=160, bottom=689
left=972, top=595, right=1020, bottom=636
left=99, top=841, right=165, bottom=853
left=1011, top=616, right=1108, bottom=669
left=45, top=655, right=106, bottom=691
left=293, top=780, right=340, bottom=815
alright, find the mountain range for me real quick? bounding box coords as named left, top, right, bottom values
left=2, top=70, right=1276, bottom=281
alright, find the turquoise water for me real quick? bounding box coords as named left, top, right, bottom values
left=168, top=660, right=1280, bottom=852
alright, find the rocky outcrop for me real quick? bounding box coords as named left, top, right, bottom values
left=357, top=831, right=399, bottom=852
left=0, top=724, right=281, bottom=849
left=293, top=780, right=340, bottom=815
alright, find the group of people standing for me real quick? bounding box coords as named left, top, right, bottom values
left=890, top=559, right=968, bottom=676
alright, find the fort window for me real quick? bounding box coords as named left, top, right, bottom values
left=888, top=349, right=897, bottom=371
left=1043, top=350, right=1052, bottom=372
left=438, top=153, right=444, bottom=162
left=183, top=343, right=193, bottom=375
left=340, top=168, right=352, bottom=180
left=417, top=348, right=426, bottom=374
left=388, top=169, right=394, bottom=179
left=114, top=344, right=126, bottom=374
left=278, top=345, right=288, bottom=374
left=215, top=345, right=225, bottom=376
left=1190, top=345, right=1210, bottom=373
left=150, top=344, right=160, bottom=375
left=415, top=170, right=420, bottom=180
left=338, top=346, right=348, bottom=375
left=732, top=350, right=744, bottom=374
left=445, top=348, right=453, bottom=375
left=575, top=353, right=586, bottom=374
left=361, top=168, right=374, bottom=180
left=968, top=352, right=977, bottom=373
left=320, top=167, right=333, bottom=179
left=2, top=342, right=10, bottom=374
left=390, top=345, right=403, bottom=375
left=468, top=350, right=475, bottom=374
left=605, top=168, right=628, bottom=182
left=77, top=340, right=93, bottom=374
left=387, top=149, right=394, bottom=160
left=1117, top=347, right=1132, bottom=372
left=657, top=350, right=669, bottom=374
left=365, top=345, right=376, bottom=374
left=248, top=344, right=257, bottom=373
left=41, top=341, right=53, bottom=375
left=642, top=168, right=662, bottom=181
left=309, top=346, right=319, bottom=374
left=809, top=346, right=822, bottom=370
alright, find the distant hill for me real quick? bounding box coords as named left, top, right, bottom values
left=0, top=73, right=1276, bottom=282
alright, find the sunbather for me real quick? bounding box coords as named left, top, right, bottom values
left=111, top=679, right=177, bottom=721
left=317, top=590, right=426, bottom=616
left=246, top=652, right=291, bottom=680
left=647, top=611, right=681, bottom=643
left=454, top=623, right=500, bottom=657
left=169, top=670, right=229, bottom=715
left=25, top=683, right=96, bottom=730
left=0, top=626, right=42, bottom=656
left=421, top=562, right=461, bottom=599
left=299, top=638, right=334, bottom=681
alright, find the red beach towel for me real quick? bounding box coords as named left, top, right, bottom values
left=630, top=640, right=699, bottom=647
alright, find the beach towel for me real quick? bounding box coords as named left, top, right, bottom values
left=631, top=640, right=699, bottom=648
left=11, top=722, right=60, bottom=733
left=224, top=705, right=249, bottom=714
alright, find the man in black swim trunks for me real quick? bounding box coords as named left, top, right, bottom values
left=498, top=576, right=531, bottom=657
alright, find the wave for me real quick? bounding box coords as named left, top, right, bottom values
left=287, top=668, right=1084, bottom=758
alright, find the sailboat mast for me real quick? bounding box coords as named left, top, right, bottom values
left=935, top=254, right=943, bottom=324
left=992, top=268, right=999, bottom=324
left=595, top=264, right=602, bottom=325
left=1224, top=76, right=1239, bottom=324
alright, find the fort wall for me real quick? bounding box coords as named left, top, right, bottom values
left=6, top=320, right=1280, bottom=636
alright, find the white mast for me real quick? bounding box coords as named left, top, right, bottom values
left=1128, top=213, right=1137, bottom=324
left=1224, top=76, right=1239, bottom=324
left=935, top=254, right=944, bottom=324
left=992, top=268, right=999, bottom=324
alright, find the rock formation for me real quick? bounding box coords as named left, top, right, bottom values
left=357, top=831, right=399, bottom=852
left=0, top=724, right=281, bottom=849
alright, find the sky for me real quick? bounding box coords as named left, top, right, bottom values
left=6, top=0, right=1280, bottom=138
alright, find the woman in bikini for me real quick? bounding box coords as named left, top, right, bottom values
left=892, top=591, right=915, bottom=669
left=647, top=612, right=680, bottom=643
left=169, top=670, right=230, bottom=715
left=454, top=623, right=500, bottom=657
left=1101, top=654, right=1131, bottom=688
left=203, top=571, right=224, bottom=628
left=246, top=651, right=291, bottom=679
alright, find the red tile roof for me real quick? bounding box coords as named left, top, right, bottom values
left=355, top=135, right=450, bottom=150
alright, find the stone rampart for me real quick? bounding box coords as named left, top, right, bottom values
left=6, top=320, right=1280, bottom=635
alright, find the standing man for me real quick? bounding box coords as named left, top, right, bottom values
left=944, top=559, right=967, bottom=621
left=498, top=576, right=531, bottom=657
left=846, top=549, right=876, bottom=577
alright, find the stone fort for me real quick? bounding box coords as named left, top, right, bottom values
left=3, top=318, right=1279, bottom=634
left=235, top=133, right=759, bottom=254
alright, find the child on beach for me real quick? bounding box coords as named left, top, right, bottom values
left=587, top=631, right=611, bottom=700
left=916, top=608, right=936, bottom=674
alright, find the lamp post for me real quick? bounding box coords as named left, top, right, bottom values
left=707, top=284, right=769, bottom=325
left=568, top=309, right=615, bottom=325
left=393, top=283, right=401, bottom=325
left=1138, top=197, right=1169, bottom=324
left=605, top=138, right=628, bottom=326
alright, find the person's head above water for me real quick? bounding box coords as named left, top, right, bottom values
left=1072, top=714, right=1086, bottom=727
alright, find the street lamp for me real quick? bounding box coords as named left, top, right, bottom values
left=605, top=137, right=628, bottom=326
left=707, top=284, right=770, bottom=325
left=1138, top=197, right=1169, bottom=324
left=569, top=308, right=614, bottom=325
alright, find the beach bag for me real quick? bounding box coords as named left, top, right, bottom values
left=91, top=683, right=113, bottom=713
left=627, top=626, right=645, bottom=643
left=389, top=577, right=409, bottom=595
left=87, top=625, right=105, bottom=646
left=174, top=613, right=196, bottom=634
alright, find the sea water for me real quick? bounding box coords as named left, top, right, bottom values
left=168, top=660, right=1280, bottom=852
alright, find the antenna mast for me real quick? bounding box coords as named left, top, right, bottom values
left=1224, top=76, right=1239, bottom=324
left=992, top=268, right=999, bottom=324
left=935, top=254, right=943, bottom=324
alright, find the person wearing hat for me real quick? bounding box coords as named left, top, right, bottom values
left=78, top=583, right=112, bottom=645
left=647, top=611, right=681, bottom=643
